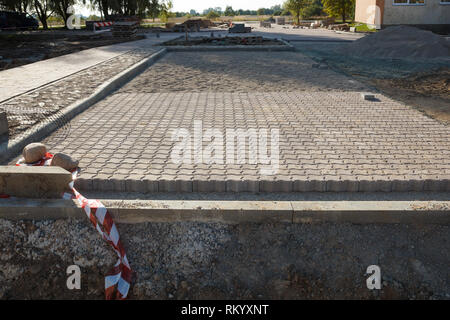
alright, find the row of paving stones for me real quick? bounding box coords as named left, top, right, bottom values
left=38, top=91, right=450, bottom=193
left=0, top=48, right=157, bottom=140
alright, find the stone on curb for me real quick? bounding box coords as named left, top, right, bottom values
left=361, top=92, right=376, bottom=101
left=23, top=143, right=47, bottom=164
left=51, top=152, right=79, bottom=171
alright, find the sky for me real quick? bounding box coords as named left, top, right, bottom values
left=75, top=0, right=284, bottom=16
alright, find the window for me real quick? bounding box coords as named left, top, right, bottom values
left=393, top=0, right=425, bottom=4
left=440, top=0, right=450, bottom=4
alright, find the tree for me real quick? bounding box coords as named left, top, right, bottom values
left=303, top=0, right=323, bottom=18
left=283, top=0, right=311, bottom=24
left=1, top=0, right=32, bottom=12
left=158, top=0, right=173, bottom=22
left=224, top=6, right=234, bottom=16
left=84, top=0, right=111, bottom=20
left=321, top=0, right=355, bottom=22
left=52, top=0, right=75, bottom=27
left=256, top=8, right=265, bottom=15
left=148, top=0, right=160, bottom=21
left=34, top=0, right=54, bottom=29
left=205, top=10, right=219, bottom=19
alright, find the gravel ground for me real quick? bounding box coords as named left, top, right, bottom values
left=293, top=42, right=450, bottom=79
left=118, top=51, right=367, bottom=93
left=0, top=218, right=448, bottom=299
left=0, top=32, right=146, bottom=71
left=0, top=48, right=156, bottom=140
left=293, top=42, right=450, bottom=124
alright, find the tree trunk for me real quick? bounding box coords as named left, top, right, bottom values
left=62, top=15, right=69, bottom=29
left=342, top=0, right=346, bottom=23
left=41, top=18, right=48, bottom=29
left=101, top=0, right=109, bottom=20
left=34, top=1, right=48, bottom=30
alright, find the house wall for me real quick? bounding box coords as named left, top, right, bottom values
left=355, top=0, right=385, bottom=27
left=382, top=0, right=450, bottom=25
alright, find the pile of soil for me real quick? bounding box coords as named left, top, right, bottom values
left=342, top=25, right=450, bottom=59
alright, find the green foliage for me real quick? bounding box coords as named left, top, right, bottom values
left=348, top=22, right=376, bottom=32
left=147, top=0, right=160, bottom=20
left=303, top=0, right=323, bottom=18
left=158, top=0, right=173, bottom=22
left=0, top=0, right=32, bottom=12
left=51, top=0, right=75, bottom=24
left=205, top=10, right=219, bottom=19
left=321, top=0, right=355, bottom=22
left=224, top=5, right=234, bottom=16
left=283, top=0, right=312, bottom=24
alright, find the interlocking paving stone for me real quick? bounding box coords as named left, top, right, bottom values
left=38, top=91, right=450, bottom=192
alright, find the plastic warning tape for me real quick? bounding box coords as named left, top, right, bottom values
left=94, top=21, right=113, bottom=27
left=16, top=153, right=131, bottom=300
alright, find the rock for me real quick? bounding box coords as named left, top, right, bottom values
left=29, top=264, right=42, bottom=275
left=22, top=143, right=47, bottom=163
left=51, top=153, right=79, bottom=171
left=180, top=280, right=188, bottom=289
left=361, top=93, right=376, bottom=101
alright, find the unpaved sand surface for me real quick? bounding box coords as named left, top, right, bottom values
left=0, top=32, right=144, bottom=71
left=1, top=218, right=448, bottom=299
left=370, top=68, right=450, bottom=124
left=294, top=42, right=450, bottom=124
left=119, top=51, right=367, bottom=93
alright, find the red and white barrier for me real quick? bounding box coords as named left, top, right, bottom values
left=93, top=21, right=113, bottom=33
left=16, top=153, right=132, bottom=300
left=94, top=21, right=113, bottom=27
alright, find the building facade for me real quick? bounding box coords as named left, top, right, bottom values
left=355, top=0, right=450, bottom=33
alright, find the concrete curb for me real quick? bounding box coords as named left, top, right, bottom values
left=0, top=48, right=167, bottom=164
left=0, top=165, right=73, bottom=198
left=286, top=39, right=353, bottom=43
left=0, top=199, right=448, bottom=224
left=73, top=176, right=450, bottom=194
left=0, top=50, right=137, bottom=105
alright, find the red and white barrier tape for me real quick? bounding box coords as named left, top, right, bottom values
left=94, top=21, right=113, bottom=27
left=16, top=153, right=131, bottom=300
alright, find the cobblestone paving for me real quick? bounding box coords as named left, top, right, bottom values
left=41, top=91, right=450, bottom=192
left=0, top=48, right=157, bottom=139
left=118, top=51, right=367, bottom=93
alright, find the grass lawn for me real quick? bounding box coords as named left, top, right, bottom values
left=349, top=22, right=378, bottom=32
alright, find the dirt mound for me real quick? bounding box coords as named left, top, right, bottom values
left=342, top=25, right=450, bottom=59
